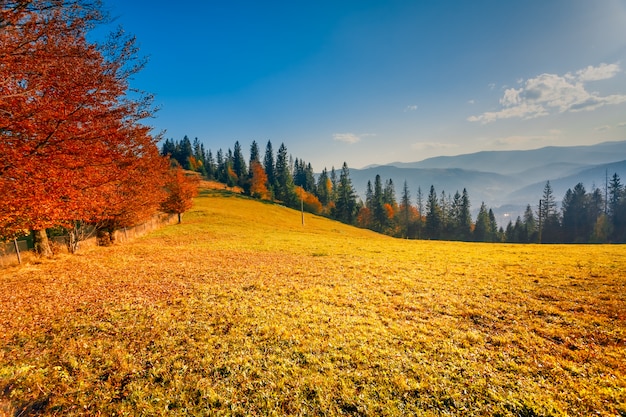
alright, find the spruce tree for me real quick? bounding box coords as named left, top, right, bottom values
left=416, top=186, right=424, bottom=239
left=426, top=185, right=441, bottom=239
left=316, top=168, right=331, bottom=206
left=334, top=162, right=357, bottom=224
left=400, top=180, right=411, bottom=238
left=459, top=188, right=472, bottom=240
left=249, top=141, right=260, bottom=166
left=373, top=175, right=385, bottom=231
left=540, top=181, right=560, bottom=243
left=205, top=150, right=216, bottom=180
left=523, top=204, right=537, bottom=243
left=474, top=202, right=490, bottom=241
left=274, top=143, right=296, bottom=205
left=263, top=141, right=275, bottom=198
left=232, top=141, right=248, bottom=188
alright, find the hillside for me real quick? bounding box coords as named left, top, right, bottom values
left=1, top=190, right=625, bottom=416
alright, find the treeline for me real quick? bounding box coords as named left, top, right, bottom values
left=162, top=138, right=360, bottom=224
left=162, top=138, right=501, bottom=241
left=166, top=137, right=626, bottom=244
left=504, top=179, right=626, bottom=243
left=0, top=1, right=198, bottom=256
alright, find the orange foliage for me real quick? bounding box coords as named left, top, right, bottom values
left=93, top=142, right=170, bottom=229
left=161, top=168, right=199, bottom=222
left=295, top=186, right=323, bottom=214
left=249, top=161, right=270, bottom=200
left=384, top=203, right=395, bottom=219
left=188, top=156, right=203, bottom=171
left=357, top=207, right=373, bottom=228
left=0, top=2, right=161, bottom=240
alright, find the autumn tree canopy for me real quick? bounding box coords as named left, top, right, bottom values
left=160, top=168, right=199, bottom=224
left=0, top=0, right=168, bottom=253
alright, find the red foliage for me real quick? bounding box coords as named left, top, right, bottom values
left=357, top=207, right=373, bottom=229
left=0, top=2, right=163, bottom=243
left=161, top=168, right=199, bottom=223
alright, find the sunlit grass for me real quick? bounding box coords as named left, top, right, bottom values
left=1, top=190, right=624, bottom=416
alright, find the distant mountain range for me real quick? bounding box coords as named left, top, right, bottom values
left=351, top=140, right=626, bottom=226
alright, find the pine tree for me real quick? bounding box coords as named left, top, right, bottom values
left=523, top=204, right=537, bottom=243
left=161, top=138, right=176, bottom=158
left=304, top=163, right=316, bottom=192
left=459, top=188, right=472, bottom=240
left=608, top=173, right=626, bottom=241
left=316, top=168, right=332, bottom=207
left=232, top=141, right=248, bottom=189
left=488, top=208, right=499, bottom=241
left=179, top=135, right=193, bottom=170
left=263, top=141, right=275, bottom=197
left=400, top=181, right=411, bottom=238
left=416, top=186, right=424, bottom=239
left=426, top=185, right=441, bottom=239
left=474, top=202, right=490, bottom=242
left=249, top=141, right=260, bottom=166
left=539, top=181, right=560, bottom=243
left=372, top=175, right=385, bottom=231
left=561, top=183, right=589, bottom=243
left=205, top=150, right=216, bottom=180
left=330, top=167, right=338, bottom=205
left=274, top=143, right=296, bottom=205
left=334, top=162, right=357, bottom=224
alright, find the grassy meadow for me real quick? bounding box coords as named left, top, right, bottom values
left=1, top=189, right=625, bottom=416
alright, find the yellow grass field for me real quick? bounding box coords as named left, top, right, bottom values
left=1, top=189, right=625, bottom=416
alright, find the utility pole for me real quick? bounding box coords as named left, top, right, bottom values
left=538, top=199, right=543, bottom=244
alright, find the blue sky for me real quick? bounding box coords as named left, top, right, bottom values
left=101, top=0, right=626, bottom=170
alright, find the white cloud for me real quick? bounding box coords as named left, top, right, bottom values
left=618, top=122, right=626, bottom=128
left=332, top=132, right=375, bottom=144
left=595, top=125, right=611, bottom=132
left=404, top=105, right=418, bottom=112
left=468, top=99, right=476, bottom=105
left=468, top=63, right=626, bottom=124
left=410, top=142, right=459, bottom=151
left=571, top=63, right=621, bottom=82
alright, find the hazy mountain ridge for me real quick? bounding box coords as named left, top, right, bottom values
left=352, top=141, right=626, bottom=225
left=386, top=141, right=626, bottom=175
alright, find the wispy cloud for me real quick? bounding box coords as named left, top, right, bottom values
left=595, top=125, right=612, bottom=132
left=410, top=142, right=459, bottom=151
left=332, top=132, right=375, bottom=144
left=617, top=122, right=626, bottom=128
left=491, top=134, right=559, bottom=147
left=468, top=63, right=626, bottom=124
left=404, top=105, right=418, bottom=112
left=572, top=63, right=621, bottom=82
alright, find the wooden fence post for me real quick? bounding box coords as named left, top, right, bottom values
left=13, top=238, right=21, bottom=265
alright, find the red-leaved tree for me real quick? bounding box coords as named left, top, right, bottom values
left=0, top=1, right=164, bottom=254
left=161, top=168, right=199, bottom=224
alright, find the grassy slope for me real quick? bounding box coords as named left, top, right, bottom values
left=0, top=189, right=625, bottom=416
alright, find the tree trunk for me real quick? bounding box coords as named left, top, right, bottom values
left=32, top=229, right=52, bottom=257
left=177, top=213, right=182, bottom=224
